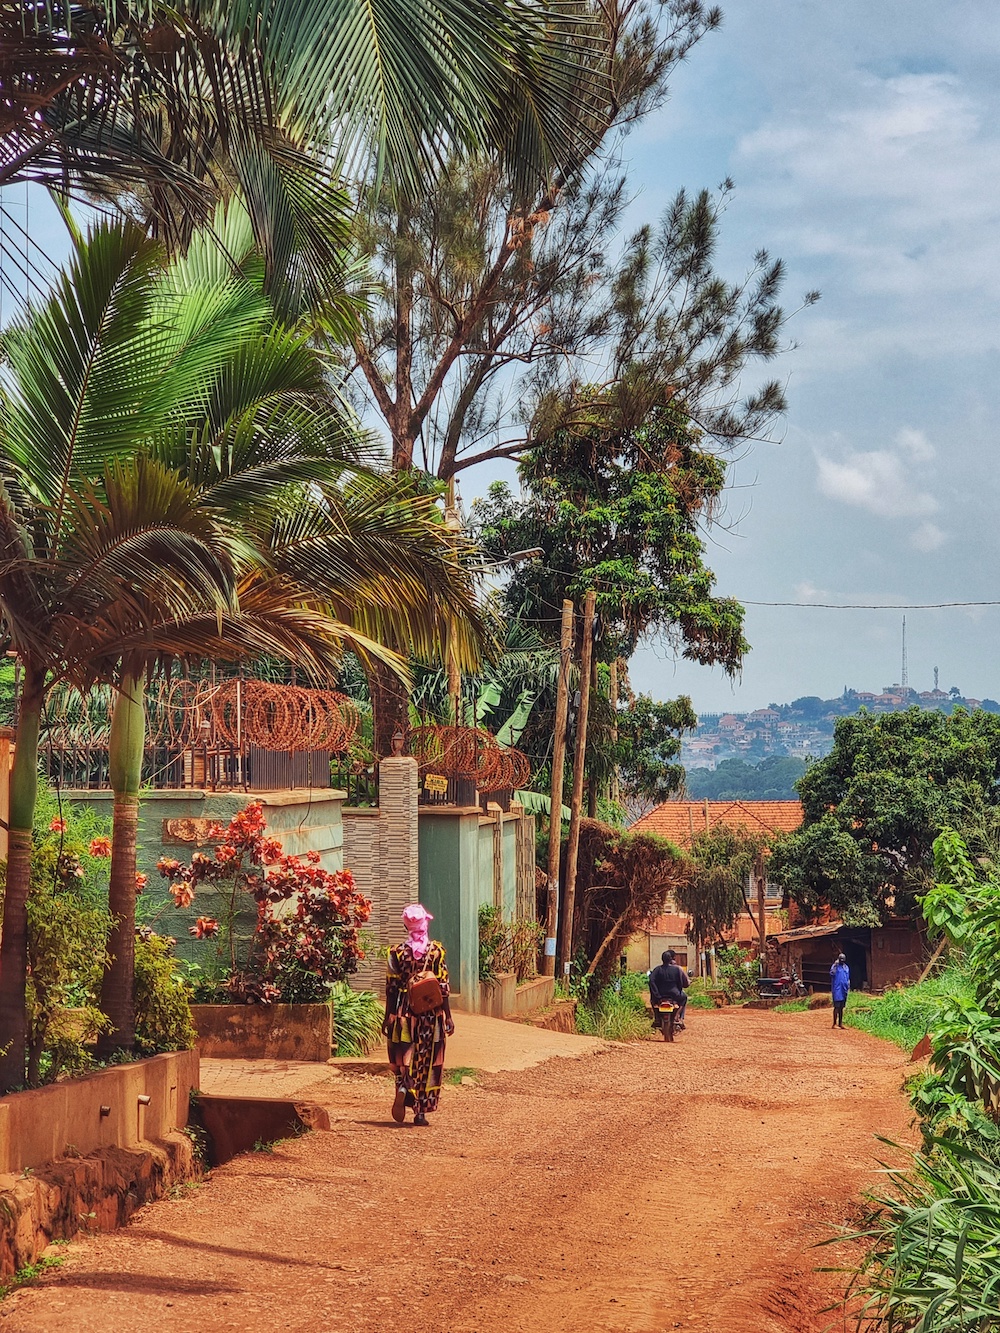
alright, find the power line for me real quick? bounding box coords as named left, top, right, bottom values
left=742, top=600, right=1000, bottom=610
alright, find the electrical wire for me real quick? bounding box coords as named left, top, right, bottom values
left=742, top=600, right=1000, bottom=611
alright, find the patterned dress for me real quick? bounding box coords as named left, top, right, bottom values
left=385, top=941, right=450, bottom=1115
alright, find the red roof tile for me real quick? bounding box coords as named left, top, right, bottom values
left=630, top=799, right=804, bottom=849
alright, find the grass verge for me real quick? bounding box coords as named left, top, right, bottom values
left=686, top=977, right=717, bottom=1010
left=447, top=1067, right=478, bottom=1086
left=576, top=972, right=654, bottom=1041
left=843, top=964, right=973, bottom=1049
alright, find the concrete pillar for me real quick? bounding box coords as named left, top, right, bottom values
left=378, top=756, right=420, bottom=940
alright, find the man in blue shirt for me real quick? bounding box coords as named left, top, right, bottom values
left=830, top=953, right=850, bottom=1029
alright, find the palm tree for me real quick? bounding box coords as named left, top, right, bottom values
left=1, top=0, right=596, bottom=304
left=91, top=303, right=487, bottom=1054
left=0, top=217, right=360, bottom=1081
left=0, top=215, right=486, bottom=1075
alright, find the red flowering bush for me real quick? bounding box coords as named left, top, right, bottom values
left=157, top=802, right=371, bottom=1004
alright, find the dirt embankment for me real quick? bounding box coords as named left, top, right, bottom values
left=2, top=1008, right=913, bottom=1333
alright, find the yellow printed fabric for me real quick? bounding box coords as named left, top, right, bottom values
left=385, top=941, right=450, bottom=1114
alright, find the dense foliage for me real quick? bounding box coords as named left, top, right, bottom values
left=478, top=905, right=543, bottom=984
left=158, top=802, right=372, bottom=1004
left=575, top=971, right=655, bottom=1042
left=474, top=406, right=748, bottom=671
left=673, top=826, right=771, bottom=947
left=0, top=784, right=195, bottom=1086
left=330, top=983, right=384, bottom=1058
left=847, top=830, right=1000, bottom=1329
left=769, top=709, right=1000, bottom=923
left=685, top=755, right=809, bottom=802
left=569, top=820, right=686, bottom=984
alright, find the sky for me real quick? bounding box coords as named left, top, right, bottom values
left=613, top=0, right=1000, bottom=712
left=4, top=2, right=1000, bottom=717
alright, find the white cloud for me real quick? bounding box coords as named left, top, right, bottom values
left=911, top=521, right=946, bottom=552
left=815, top=449, right=938, bottom=518
left=794, top=581, right=825, bottom=601
left=895, top=427, right=935, bottom=463
left=735, top=67, right=1000, bottom=365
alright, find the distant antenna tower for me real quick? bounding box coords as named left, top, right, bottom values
left=934, top=665, right=939, bottom=692
left=901, top=616, right=908, bottom=689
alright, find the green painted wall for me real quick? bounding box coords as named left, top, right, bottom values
left=502, top=819, right=518, bottom=919
left=68, top=789, right=344, bottom=965
left=418, top=810, right=484, bottom=1006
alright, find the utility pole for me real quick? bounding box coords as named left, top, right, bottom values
left=558, top=590, right=596, bottom=980
left=542, top=600, right=575, bottom=977
left=587, top=651, right=599, bottom=818
left=608, top=658, right=620, bottom=806
left=755, top=849, right=767, bottom=972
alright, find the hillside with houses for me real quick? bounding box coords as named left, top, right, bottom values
left=683, top=679, right=1000, bottom=770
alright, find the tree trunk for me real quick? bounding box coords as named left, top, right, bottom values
left=369, top=660, right=410, bottom=760
left=96, top=670, right=146, bottom=1058
left=0, top=661, right=44, bottom=1092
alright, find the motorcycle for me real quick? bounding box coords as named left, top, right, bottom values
left=755, top=967, right=807, bottom=1000
left=657, top=1000, right=680, bottom=1042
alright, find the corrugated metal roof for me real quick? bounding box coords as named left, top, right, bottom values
left=770, top=922, right=845, bottom=944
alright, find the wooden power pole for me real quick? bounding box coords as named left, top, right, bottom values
left=542, top=599, right=575, bottom=976
left=756, top=850, right=767, bottom=970
left=558, top=590, right=596, bottom=980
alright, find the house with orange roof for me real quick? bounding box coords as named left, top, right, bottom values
left=625, top=800, right=804, bottom=976
left=628, top=798, right=925, bottom=992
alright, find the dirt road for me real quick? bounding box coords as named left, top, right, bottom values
left=2, top=1008, right=912, bottom=1333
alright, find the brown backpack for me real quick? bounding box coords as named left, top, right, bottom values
left=407, top=956, right=444, bottom=1015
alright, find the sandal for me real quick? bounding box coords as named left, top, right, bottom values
left=391, top=1087, right=406, bottom=1123
left=412, top=1113, right=429, bottom=1127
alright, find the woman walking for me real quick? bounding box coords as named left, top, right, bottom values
left=383, top=904, right=454, bottom=1125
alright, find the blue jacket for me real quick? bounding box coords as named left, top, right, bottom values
left=830, top=961, right=850, bottom=1002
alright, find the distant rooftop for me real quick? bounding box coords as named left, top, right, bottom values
left=631, top=799, right=804, bottom=849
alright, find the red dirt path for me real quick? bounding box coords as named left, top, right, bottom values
left=1, top=1008, right=913, bottom=1333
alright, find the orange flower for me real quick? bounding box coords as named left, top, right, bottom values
left=49, top=817, right=66, bottom=833
left=189, top=917, right=219, bottom=939
left=89, top=836, right=112, bottom=858
left=170, top=881, right=195, bottom=908
left=135, top=872, right=148, bottom=890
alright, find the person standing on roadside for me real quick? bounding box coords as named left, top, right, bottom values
left=830, top=953, right=850, bottom=1029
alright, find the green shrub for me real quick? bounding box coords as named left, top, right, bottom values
left=849, top=1138, right=1000, bottom=1332
left=845, top=965, right=974, bottom=1049
left=133, top=934, right=196, bottom=1056
left=686, top=977, right=717, bottom=1010
left=331, top=982, right=383, bottom=1056
left=715, top=943, right=757, bottom=1002
left=576, top=972, right=653, bottom=1041
left=0, top=782, right=115, bottom=1086
left=478, top=905, right=542, bottom=983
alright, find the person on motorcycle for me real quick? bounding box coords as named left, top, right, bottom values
left=649, top=950, right=690, bottom=1031
left=830, top=953, right=850, bottom=1029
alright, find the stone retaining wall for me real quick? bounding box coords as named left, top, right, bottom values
left=0, top=1133, right=198, bottom=1277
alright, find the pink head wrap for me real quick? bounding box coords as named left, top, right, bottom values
left=402, top=903, right=433, bottom=959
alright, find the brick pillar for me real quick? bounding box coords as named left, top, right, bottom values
left=378, top=756, right=420, bottom=943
